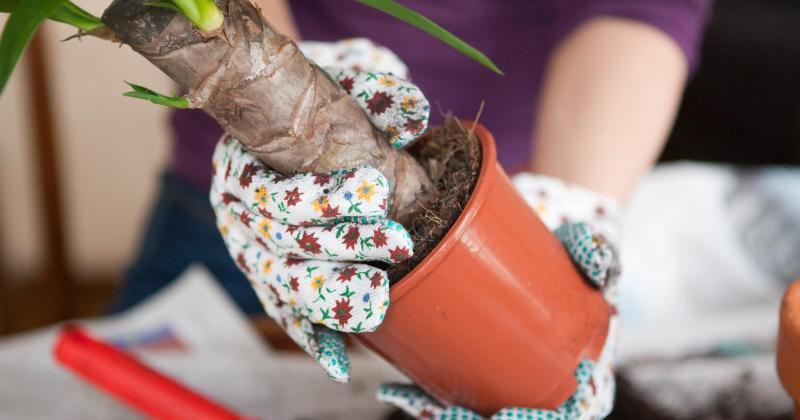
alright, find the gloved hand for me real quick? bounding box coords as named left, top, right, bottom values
left=513, top=173, right=622, bottom=302
left=211, top=38, right=429, bottom=383
left=299, top=38, right=430, bottom=148
left=379, top=174, right=622, bottom=419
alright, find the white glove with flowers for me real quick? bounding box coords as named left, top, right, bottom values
left=211, top=38, right=429, bottom=382
left=299, top=38, right=430, bottom=148
left=514, top=174, right=622, bottom=298
left=379, top=174, right=622, bottom=419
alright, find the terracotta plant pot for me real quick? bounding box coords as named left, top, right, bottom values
left=777, top=279, right=800, bottom=420
left=356, top=122, right=613, bottom=416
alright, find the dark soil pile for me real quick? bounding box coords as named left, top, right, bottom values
left=609, top=373, right=793, bottom=420
left=387, top=116, right=482, bottom=283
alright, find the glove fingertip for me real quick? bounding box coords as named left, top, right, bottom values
left=326, top=369, right=350, bottom=384
left=314, top=326, right=351, bottom=383
left=556, top=222, right=619, bottom=289
left=335, top=67, right=429, bottom=150
left=377, top=383, right=447, bottom=419
left=378, top=220, right=414, bottom=263
left=390, top=101, right=430, bottom=150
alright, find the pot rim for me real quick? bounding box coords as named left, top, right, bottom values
left=389, top=121, right=497, bottom=303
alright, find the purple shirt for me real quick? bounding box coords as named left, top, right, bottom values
left=171, top=0, right=711, bottom=190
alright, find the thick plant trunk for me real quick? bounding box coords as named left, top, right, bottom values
left=102, top=0, right=432, bottom=221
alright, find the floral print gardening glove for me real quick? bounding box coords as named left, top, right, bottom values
left=212, top=138, right=411, bottom=383
left=299, top=38, right=430, bottom=148
left=379, top=175, right=621, bottom=419
left=512, top=173, right=622, bottom=303
left=211, top=39, right=429, bottom=383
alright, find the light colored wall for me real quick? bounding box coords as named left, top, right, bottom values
left=0, top=5, right=175, bottom=283
left=0, top=48, right=39, bottom=281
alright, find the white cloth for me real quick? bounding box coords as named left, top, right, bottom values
left=617, top=162, right=786, bottom=360
left=0, top=266, right=405, bottom=420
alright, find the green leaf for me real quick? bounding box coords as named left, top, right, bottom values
left=0, top=0, right=103, bottom=32
left=122, top=81, right=189, bottom=109
left=0, top=0, right=16, bottom=13
left=355, top=0, right=503, bottom=75
left=51, top=1, right=103, bottom=31
left=0, top=0, right=63, bottom=95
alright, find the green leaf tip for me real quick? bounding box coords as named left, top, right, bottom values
left=0, top=0, right=104, bottom=32
left=123, top=81, right=190, bottom=109
left=355, top=0, right=503, bottom=75
left=52, top=1, right=104, bottom=32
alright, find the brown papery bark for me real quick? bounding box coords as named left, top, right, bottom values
left=102, top=0, right=432, bottom=222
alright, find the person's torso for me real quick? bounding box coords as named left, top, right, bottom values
left=291, top=0, right=557, bottom=172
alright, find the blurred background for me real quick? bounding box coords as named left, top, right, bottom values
left=1, top=0, right=799, bottom=418
left=0, top=0, right=173, bottom=331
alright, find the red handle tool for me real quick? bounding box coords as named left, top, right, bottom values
left=54, top=325, right=250, bottom=420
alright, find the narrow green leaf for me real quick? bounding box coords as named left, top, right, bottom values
left=355, top=0, right=503, bottom=75
left=51, top=1, right=103, bottom=31
left=0, top=0, right=63, bottom=94
left=0, top=0, right=17, bottom=13
left=122, top=81, right=189, bottom=109
left=0, top=0, right=103, bottom=32
left=56, top=1, right=99, bottom=23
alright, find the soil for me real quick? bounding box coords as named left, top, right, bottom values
left=387, top=116, right=482, bottom=284
left=609, top=373, right=793, bottom=420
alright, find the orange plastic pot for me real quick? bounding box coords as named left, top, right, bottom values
left=356, top=122, right=613, bottom=416
left=777, top=279, right=800, bottom=420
